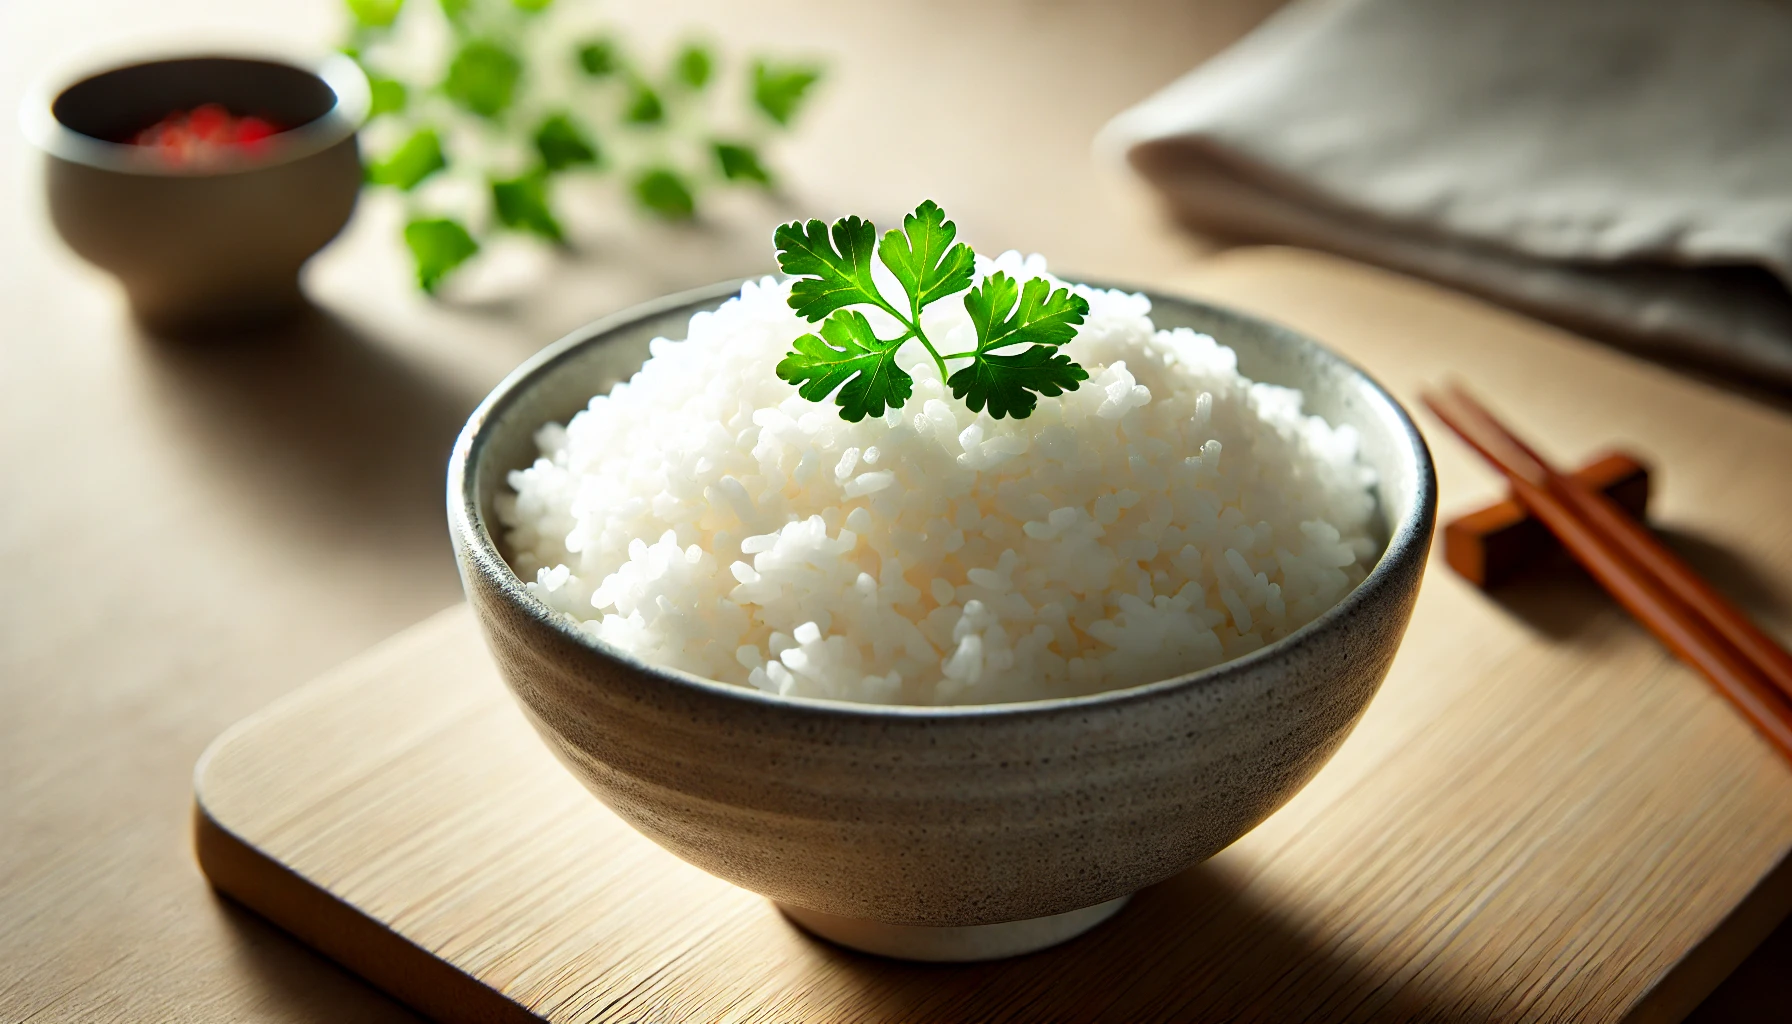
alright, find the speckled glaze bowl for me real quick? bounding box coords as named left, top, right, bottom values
left=449, top=281, right=1436, bottom=961
left=22, top=53, right=367, bottom=332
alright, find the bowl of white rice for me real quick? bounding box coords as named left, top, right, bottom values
left=449, top=255, right=1434, bottom=962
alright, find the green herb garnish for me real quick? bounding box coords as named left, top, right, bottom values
left=532, top=113, right=600, bottom=171
left=490, top=171, right=563, bottom=241
left=674, top=43, right=714, bottom=90
left=751, top=60, right=823, bottom=126
left=404, top=217, right=480, bottom=293
left=366, top=127, right=445, bottom=190
left=774, top=201, right=1089, bottom=422
left=345, top=0, right=823, bottom=292
left=442, top=39, right=523, bottom=119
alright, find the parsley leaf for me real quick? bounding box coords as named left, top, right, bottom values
left=576, top=38, right=622, bottom=78
left=347, top=0, right=404, bottom=28
left=533, top=113, right=599, bottom=171
left=950, top=272, right=1090, bottom=418
left=752, top=60, right=821, bottom=125
left=713, top=141, right=771, bottom=185
left=947, top=346, right=1088, bottom=420
left=367, top=127, right=445, bottom=190
left=775, top=216, right=886, bottom=323
left=444, top=39, right=522, bottom=119
left=877, top=199, right=974, bottom=314
left=366, top=75, right=408, bottom=119
left=624, top=79, right=664, bottom=124
left=963, top=272, right=1090, bottom=354
left=632, top=167, right=695, bottom=219
left=776, top=310, right=912, bottom=422
left=675, top=43, right=713, bottom=90
left=491, top=172, right=563, bottom=241
left=404, top=217, right=479, bottom=293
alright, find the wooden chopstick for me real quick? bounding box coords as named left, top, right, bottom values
left=1422, top=390, right=1792, bottom=764
left=1443, top=384, right=1792, bottom=707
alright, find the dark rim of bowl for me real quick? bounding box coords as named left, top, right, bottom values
left=19, top=52, right=368, bottom=176
left=449, top=278, right=1437, bottom=721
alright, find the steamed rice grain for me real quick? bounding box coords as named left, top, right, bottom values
left=499, top=253, right=1380, bottom=706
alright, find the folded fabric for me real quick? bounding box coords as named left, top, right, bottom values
left=1103, top=0, right=1792, bottom=386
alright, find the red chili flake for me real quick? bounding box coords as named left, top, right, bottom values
left=187, top=103, right=229, bottom=140
left=234, top=117, right=276, bottom=145
left=131, top=106, right=288, bottom=164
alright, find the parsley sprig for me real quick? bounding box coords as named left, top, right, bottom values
left=774, top=201, right=1090, bottom=422
left=346, top=0, right=823, bottom=293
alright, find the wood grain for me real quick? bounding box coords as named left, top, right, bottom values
left=195, top=249, right=1792, bottom=1023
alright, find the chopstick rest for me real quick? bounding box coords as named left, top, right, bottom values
left=1444, top=451, right=1650, bottom=589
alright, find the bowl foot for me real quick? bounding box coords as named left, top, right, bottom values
left=775, top=894, right=1131, bottom=962
left=128, top=276, right=309, bottom=337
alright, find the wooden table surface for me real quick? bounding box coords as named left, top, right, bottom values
left=1, top=1, right=1786, bottom=1020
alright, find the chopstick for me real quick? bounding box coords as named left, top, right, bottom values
left=1422, top=387, right=1792, bottom=764
left=1440, top=387, right=1792, bottom=713
left=1443, top=385, right=1792, bottom=707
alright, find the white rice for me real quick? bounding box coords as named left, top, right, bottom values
left=499, top=252, right=1380, bottom=706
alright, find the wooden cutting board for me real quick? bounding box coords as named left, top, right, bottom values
left=193, top=248, right=1792, bottom=1023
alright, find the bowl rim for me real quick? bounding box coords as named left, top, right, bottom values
left=19, top=51, right=368, bottom=176
left=448, top=277, right=1437, bottom=721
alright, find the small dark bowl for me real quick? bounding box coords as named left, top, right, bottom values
left=22, top=54, right=368, bottom=332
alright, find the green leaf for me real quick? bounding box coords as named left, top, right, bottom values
left=366, top=75, right=409, bottom=119
left=438, top=0, right=469, bottom=21
left=751, top=60, right=821, bottom=126
left=949, top=272, right=1091, bottom=419
left=712, top=141, right=770, bottom=186
left=774, top=215, right=884, bottom=323
left=403, top=217, right=479, bottom=293
left=632, top=168, right=694, bottom=219
left=624, top=80, right=663, bottom=124
left=877, top=199, right=974, bottom=314
left=491, top=173, right=564, bottom=241
left=963, top=272, right=1090, bottom=354
left=674, top=43, right=713, bottom=90
left=576, top=38, right=622, bottom=77
left=947, top=345, right=1088, bottom=420
left=444, top=39, right=522, bottom=118
left=346, top=0, right=404, bottom=28
left=366, top=127, right=445, bottom=190
left=512, top=0, right=552, bottom=10
left=776, top=310, right=913, bottom=422
left=534, top=113, right=599, bottom=171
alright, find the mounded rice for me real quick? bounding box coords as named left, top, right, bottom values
left=499, top=253, right=1379, bottom=706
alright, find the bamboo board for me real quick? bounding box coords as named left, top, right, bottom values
left=193, top=249, right=1792, bottom=1022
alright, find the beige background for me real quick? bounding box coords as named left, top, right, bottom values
left=0, top=0, right=1783, bottom=1019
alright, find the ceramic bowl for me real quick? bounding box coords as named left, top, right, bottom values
left=448, top=281, right=1436, bottom=961
left=22, top=53, right=367, bottom=332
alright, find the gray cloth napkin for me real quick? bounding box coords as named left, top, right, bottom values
left=1103, top=0, right=1792, bottom=386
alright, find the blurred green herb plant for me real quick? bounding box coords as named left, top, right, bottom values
left=343, top=0, right=822, bottom=292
